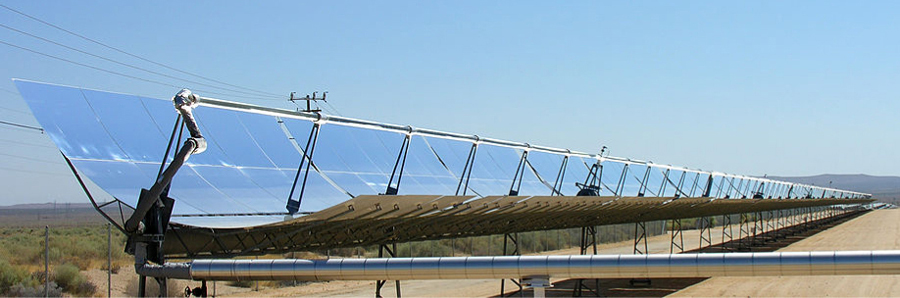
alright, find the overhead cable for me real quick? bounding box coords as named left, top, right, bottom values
left=0, top=23, right=282, bottom=99
left=0, top=3, right=285, bottom=98
left=0, top=152, right=60, bottom=164
left=0, top=165, right=70, bottom=177
left=0, top=105, right=31, bottom=115
left=0, top=138, right=55, bottom=149
left=0, top=39, right=281, bottom=101
left=0, top=119, right=42, bottom=132
left=0, top=87, right=19, bottom=95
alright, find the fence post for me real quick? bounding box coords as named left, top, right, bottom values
left=44, top=225, right=49, bottom=298
left=107, top=223, right=112, bottom=297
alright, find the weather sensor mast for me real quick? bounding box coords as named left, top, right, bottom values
left=290, top=91, right=327, bottom=113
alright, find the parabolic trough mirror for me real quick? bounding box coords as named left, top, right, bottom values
left=13, top=79, right=872, bottom=258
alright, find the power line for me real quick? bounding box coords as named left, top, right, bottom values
left=0, top=152, right=60, bottom=165
left=0, top=138, right=55, bottom=149
left=0, top=165, right=70, bottom=177
left=322, top=100, right=344, bottom=116
left=0, top=39, right=281, bottom=101
left=0, top=119, right=42, bottom=132
left=0, top=22, right=283, bottom=99
left=0, top=87, right=19, bottom=95
left=0, top=105, right=31, bottom=115
left=0, top=3, right=285, bottom=98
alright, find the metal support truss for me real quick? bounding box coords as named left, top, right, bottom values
left=721, top=214, right=733, bottom=252
left=573, top=226, right=601, bottom=297
left=698, top=216, right=712, bottom=251
left=753, top=212, right=765, bottom=246
left=787, top=209, right=795, bottom=235
left=764, top=211, right=776, bottom=242
left=500, top=233, right=523, bottom=297
left=670, top=219, right=684, bottom=254
left=375, top=243, right=401, bottom=298
left=738, top=213, right=752, bottom=251
left=776, top=210, right=785, bottom=239
left=630, top=221, right=651, bottom=286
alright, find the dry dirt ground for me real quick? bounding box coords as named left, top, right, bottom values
left=670, top=208, right=900, bottom=297
left=85, top=209, right=894, bottom=297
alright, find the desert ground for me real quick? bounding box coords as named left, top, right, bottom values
left=78, top=208, right=896, bottom=297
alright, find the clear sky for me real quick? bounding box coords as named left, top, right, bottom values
left=0, top=1, right=897, bottom=205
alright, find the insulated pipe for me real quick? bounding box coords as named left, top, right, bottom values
left=142, top=251, right=900, bottom=281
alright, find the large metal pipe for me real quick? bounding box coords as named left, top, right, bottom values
left=139, top=251, right=900, bottom=281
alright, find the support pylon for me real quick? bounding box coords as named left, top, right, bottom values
left=573, top=226, right=601, bottom=297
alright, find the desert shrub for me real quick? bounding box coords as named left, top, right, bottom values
left=52, top=263, right=95, bottom=296
left=228, top=280, right=253, bottom=288
left=125, top=277, right=187, bottom=297
left=7, top=281, right=62, bottom=297
left=0, top=260, right=34, bottom=295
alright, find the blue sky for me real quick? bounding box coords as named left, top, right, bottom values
left=0, top=1, right=897, bottom=205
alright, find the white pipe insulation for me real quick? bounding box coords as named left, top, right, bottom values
left=138, top=250, right=900, bottom=281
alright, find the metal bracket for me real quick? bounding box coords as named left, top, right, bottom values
left=384, top=134, right=411, bottom=196
left=375, top=243, right=401, bottom=298
left=509, top=151, right=529, bottom=196
left=286, top=123, right=321, bottom=214
left=456, top=143, right=478, bottom=196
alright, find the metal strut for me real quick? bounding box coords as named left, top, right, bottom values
left=738, top=213, right=752, bottom=251
left=753, top=211, right=765, bottom=246
left=286, top=123, right=321, bottom=214
left=576, top=160, right=603, bottom=196
left=509, top=150, right=529, bottom=196
left=764, top=211, right=776, bottom=242
left=126, top=89, right=208, bottom=298
left=384, top=133, right=412, bottom=195
left=721, top=214, right=734, bottom=252
left=375, top=243, right=401, bottom=298
left=500, top=233, right=523, bottom=297
left=631, top=221, right=651, bottom=286
left=373, top=133, right=411, bottom=297
left=456, top=143, right=478, bottom=196
left=698, top=216, right=712, bottom=251
left=637, top=166, right=651, bottom=197
left=573, top=226, right=600, bottom=297
left=670, top=219, right=684, bottom=253
left=550, top=155, right=569, bottom=196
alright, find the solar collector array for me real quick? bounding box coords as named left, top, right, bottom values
left=14, top=80, right=871, bottom=257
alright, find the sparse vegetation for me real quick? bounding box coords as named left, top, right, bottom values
left=0, top=224, right=129, bottom=296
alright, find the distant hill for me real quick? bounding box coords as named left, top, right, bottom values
left=0, top=202, right=94, bottom=209
left=767, top=174, right=900, bottom=203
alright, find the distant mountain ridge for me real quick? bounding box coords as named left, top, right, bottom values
left=0, top=202, right=94, bottom=209
left=767, top=174, right=900, bottom=201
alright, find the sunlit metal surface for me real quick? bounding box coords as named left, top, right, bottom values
left=163, top=195, right=870, bottom=257
left=14, top=80, right=870, bottom=227
left=139, top=250, right=900, bottom=281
